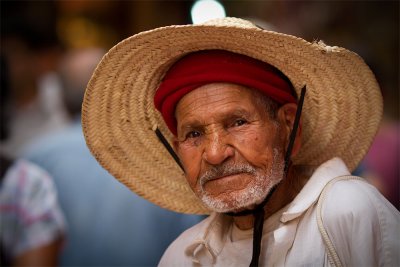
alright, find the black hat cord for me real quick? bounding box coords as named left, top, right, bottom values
left=155, top=86, right=306, bottom=267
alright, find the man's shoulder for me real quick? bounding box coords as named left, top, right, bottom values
left=317, top=176, right=400, bottom=266
left=321, top=176, right=399, bottom=224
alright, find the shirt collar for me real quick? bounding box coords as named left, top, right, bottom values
left=281, top=157, right=350, bottom=223
left=185, top=213, right=232, bottom=265
left=184, top=157, right=351, bottom=264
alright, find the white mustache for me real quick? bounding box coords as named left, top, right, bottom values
left=199, top=163, right=257, bottom=185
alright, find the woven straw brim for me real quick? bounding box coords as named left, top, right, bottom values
left=82, top=18, right=382, bottom=214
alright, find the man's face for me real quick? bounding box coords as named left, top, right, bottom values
left=174, top=83, right=289, bottom=213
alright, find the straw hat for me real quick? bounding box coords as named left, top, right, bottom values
left=82, top=17, right=383, bottom=214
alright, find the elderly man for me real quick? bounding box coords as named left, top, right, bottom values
left=82, top=18, right=399, bottom=266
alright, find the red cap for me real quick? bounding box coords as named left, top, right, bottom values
left=154, top=50, right=297, bottom=135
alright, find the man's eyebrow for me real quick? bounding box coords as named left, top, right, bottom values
left=179, top=108, right=253, bottom=129
left=222, top=108, right=255, bottom=122
left=229, top=108, right=252, bottom=117
left=178, top=119, right=205, bottom=132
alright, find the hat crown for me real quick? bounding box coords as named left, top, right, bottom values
left=202, top=17, right=258, bottom=29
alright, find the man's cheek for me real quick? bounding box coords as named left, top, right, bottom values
left=183, top=164, right=200, bottom=189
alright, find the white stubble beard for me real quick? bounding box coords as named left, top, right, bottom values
left=198, top=147, right=285, bottom=213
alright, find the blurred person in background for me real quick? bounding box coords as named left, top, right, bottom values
left=23, top=47, right=204, bottom=266
left=0, top=1, right=69, bottom=158
left=0, top=158, right=66, bottom=267
left=1, top=55, right=66, bottom=267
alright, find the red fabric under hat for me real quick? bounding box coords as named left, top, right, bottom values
left=154, top=50, right=297, bottom=135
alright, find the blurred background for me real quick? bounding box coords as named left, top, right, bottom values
left=0, top=0, right=399, bottom=266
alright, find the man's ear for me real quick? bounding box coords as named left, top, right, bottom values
left=277, top=103, right=302, bottom=157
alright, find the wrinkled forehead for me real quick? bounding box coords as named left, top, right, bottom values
left=175, top=82, right=255, bottom=113
left=174, top=82, right=278, bottom=129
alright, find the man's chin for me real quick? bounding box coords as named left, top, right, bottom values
left=200, top=195, right=261, bottom=214
left=200, top=182, right=283, bottom=214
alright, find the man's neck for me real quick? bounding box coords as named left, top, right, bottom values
left=233, top=166, right=308, bottom=230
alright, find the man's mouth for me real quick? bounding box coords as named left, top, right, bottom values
left=200, top=171, right=254, bottom=188
left=198, top=163, right=258, bottom=191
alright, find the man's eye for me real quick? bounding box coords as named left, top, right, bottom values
left=234, top=119, right=247, bottom=127
left=186, top=131, right=201, bottom=139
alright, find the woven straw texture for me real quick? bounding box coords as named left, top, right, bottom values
left=82, top=17, right=383, bottom=214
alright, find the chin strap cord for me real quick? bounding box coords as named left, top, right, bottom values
left=283, top=86, right=306, bottom=176
left=248, top=184, right=277, bottom=267
left=250, top=208, right=264, bottom=267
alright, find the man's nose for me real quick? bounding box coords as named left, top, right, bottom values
left=202, top=130, right=234, bottom=165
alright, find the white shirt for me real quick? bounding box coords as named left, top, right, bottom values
left=159, top=157, right=400, bottom=266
